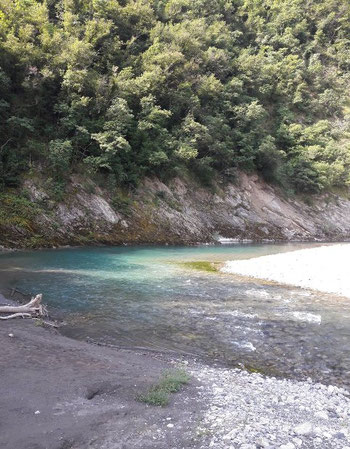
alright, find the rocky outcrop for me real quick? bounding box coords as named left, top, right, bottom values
left=2, top=172, right=350, bottom=248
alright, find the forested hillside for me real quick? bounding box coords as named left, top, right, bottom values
left=1, top=0, right=350, bottom=194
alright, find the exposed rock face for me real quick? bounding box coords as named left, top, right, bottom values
left=3, top=173, right=350, bottom=248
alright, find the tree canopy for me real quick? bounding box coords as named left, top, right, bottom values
left=1, top=0, right=350, bottom=192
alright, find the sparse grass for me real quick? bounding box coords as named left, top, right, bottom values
left=137, top=388, right=170, bottom=406
left=181, top=261, right=218, bottom=272
left=27, top=234, right=47, bottom=248
left=111, top=190, right=133, bottom=215
left=136, top=369, right=190, bottom=407
left=34, top=318, right=44, bottom=327
left=0, top=191, right=39, bottom=231
left=154, top=190, right=183, bottom=212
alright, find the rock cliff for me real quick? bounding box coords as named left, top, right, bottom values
left=1, top=173, right=350, bottom=248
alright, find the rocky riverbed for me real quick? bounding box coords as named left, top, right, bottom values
left=2, top=304, right=350, bottom=449
left=194, top=365, right=350, bottom=449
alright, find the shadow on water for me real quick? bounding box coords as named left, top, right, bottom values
left=0, top=243, right=349, bottom=387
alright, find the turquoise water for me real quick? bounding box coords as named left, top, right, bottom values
left=1, top=243, right=349, bottom=386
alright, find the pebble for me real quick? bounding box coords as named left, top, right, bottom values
left=294, top=422, right=313, bottom=436
left=193, top=364, right=350, bottom=449
left=315, top=410, right=329, bottom=420
left=280, top=443, right=295, bottom=449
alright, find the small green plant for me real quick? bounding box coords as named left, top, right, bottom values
left=137, top=389, right=170, bottom=406
left=27, top=234, right=47, bottom=248
left=111, top=191, right=133, bottom=214
left=156, top=190, right=167, bottom=200
left=137, top=369, right=190, bottom=406
left=34, top=318, right=44, bottom=327
left=0, top=191, right=40, bottom=230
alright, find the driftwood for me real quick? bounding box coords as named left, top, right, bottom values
left=0, top=313, right=33, bottom=320
left=0, top=294, right=47, bottom=320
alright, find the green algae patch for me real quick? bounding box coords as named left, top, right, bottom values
left=181, top=261, right=219, bottom=273
left=242, top=363, right=284, bottom=378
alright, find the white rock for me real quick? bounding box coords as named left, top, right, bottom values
left=256, top=437, right=270, bottom=447
left=280, top=443, right=295, bottom=449
left=166, top=423, right=174, bottom=428
left=315, top=410, right=329, bottom=420
left=8, top=333, right=14, bottom=337
left=294, top=422, right=313, bottom=435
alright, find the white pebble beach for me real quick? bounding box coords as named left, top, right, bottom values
left=221, top=244, right=350, bottom=299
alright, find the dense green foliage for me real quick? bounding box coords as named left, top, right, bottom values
left=1, top=0, right=350, bottom=192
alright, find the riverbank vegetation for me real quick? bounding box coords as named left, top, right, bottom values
left=137, top=368, right=190, bottom=406
left=0, top=0, right=350, bottom=194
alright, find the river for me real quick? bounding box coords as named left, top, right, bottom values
left=0, top=243, right=349, bottom=387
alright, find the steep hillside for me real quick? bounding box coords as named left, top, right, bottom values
left=1, top=0, right=350, bottom=196
left=1, top=173, right=349, bottom=249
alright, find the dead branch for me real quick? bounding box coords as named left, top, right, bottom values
left=0, top=294, right=47, bottom=320
left=0, top=313, right=32, bottom=320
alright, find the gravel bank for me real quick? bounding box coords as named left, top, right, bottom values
left=221, top=244, right=350, bottom=298
left=194, top=365, right=350, bottom=449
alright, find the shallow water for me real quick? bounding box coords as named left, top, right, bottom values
left=0, top=243, right=349, bottom=387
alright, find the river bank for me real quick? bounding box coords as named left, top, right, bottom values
left=0, top=294, right=202, bottom=449
left=1, top=172, right=350, bottom=249
left=221, top=243, right=350, bottom=298
left=2, top=291, right=350, bottom=449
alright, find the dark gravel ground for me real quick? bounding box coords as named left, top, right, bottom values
left=0, top=295, right=204, bottom=449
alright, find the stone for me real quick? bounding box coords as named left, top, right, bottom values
left=315, top=410, right=329, bottom=420
left=256, top=437, right=270, bottom=447
left=334, top=432, right=346, bottom=440
left=294, top=422, right=313, bottom=436
left=280, top=443, right=295, bottom=449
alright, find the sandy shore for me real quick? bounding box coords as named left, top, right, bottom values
left=221, top=243, right=350, bottom=298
